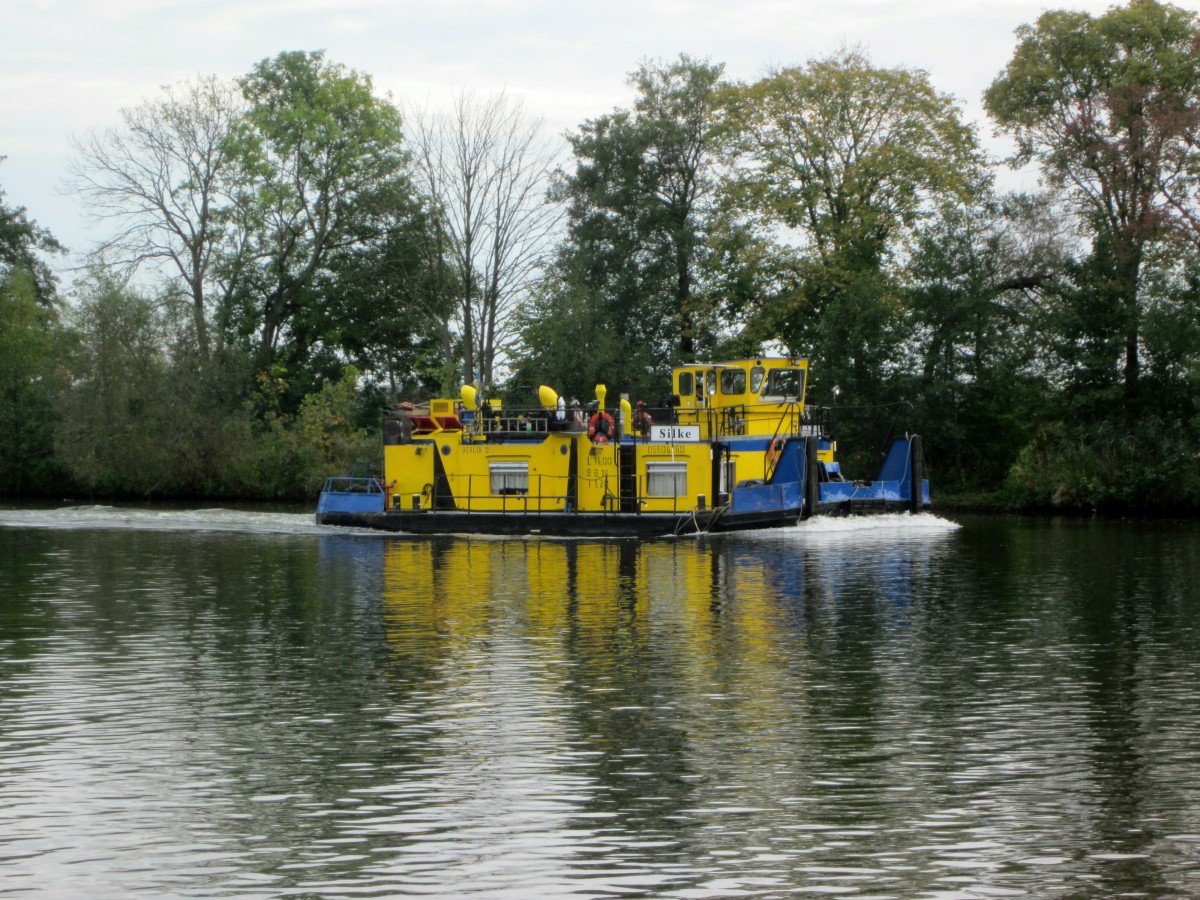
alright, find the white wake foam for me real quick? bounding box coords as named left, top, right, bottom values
left=0, top=505, right=336, bottom=535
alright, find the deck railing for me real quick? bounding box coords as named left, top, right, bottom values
left=409, top=471, right=690, bottom=516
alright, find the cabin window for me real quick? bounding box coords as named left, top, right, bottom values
left=490, top=462, right=529, bottom=495
left=720, top=368, right=746, bottom=395
left=763, top=368, right=806, bottom=401
left=705, top=370, right=717, bottom=396
left=646, top=461, right=688, bottom=497
left=678, top=371, right=693, bottom=397
left=750, top=366, right=766, bottom=394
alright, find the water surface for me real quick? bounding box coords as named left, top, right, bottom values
left=2, top=507, right=1199, bottom=897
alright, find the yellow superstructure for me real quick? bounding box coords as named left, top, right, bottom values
left=380, top=358, right=818, bottom=518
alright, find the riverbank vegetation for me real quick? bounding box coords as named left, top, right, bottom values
left=3, top=0, right=1200, bottom=513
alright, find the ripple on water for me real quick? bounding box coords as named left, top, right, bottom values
left=1, top=513, right=1200, bottom=896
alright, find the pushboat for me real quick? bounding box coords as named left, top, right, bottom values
left=316, top=357, right=930, bottom=537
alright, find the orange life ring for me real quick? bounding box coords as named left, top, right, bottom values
left=588, top=411, right=615, bottom=443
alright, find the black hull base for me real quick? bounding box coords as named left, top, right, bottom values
left=316, top=507, right=802, bottom=538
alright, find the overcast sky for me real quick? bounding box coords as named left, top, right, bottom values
left=5, top=0, right=1123, bottom=275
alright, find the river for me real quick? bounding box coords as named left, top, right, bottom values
left=2, top=506, right=1199, bottom=898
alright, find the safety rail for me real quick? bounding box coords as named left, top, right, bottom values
left=476, top=413, right=556, bottom=435
left=322, top=476, right=387, bottom=494
left=406, top=472, right=696, bottom=516
left=385, top=403, right=832, bottom=444
left=465, top=406, right=587, bottom=439
left=668, top=402, right=823, bottom=439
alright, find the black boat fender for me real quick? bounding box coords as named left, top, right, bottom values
left=909, top=435, right=924, bottom=513
left=803, top=436, right=820, bottom=519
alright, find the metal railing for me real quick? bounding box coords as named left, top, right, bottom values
left=413, top=471, right=692, bottom=516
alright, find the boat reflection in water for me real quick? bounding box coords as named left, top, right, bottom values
left=310, top=518, right=1200, bottom=898
left=316, top=520, right=981, bottom=897
left=370, top=516, right=958, bottom=665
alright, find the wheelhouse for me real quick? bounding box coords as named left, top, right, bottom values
left=672, top=358, right=809, bottom=439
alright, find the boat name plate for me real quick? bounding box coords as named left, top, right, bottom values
left=650, top=425, right=700, bottom=443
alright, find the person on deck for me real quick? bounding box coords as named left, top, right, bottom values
left=632, top=400, right=653, bottom=441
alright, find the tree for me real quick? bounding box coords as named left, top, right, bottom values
left=985, top=0, right=1200, bottom=412
left=512, top=56, right=727, bottom=399
left=0, top=170, right=67, bottom=495
left=312, top=187, right=452, bottom=399
left=1110, top=238, right=1200, bottom=421
left=508, top=264, right=638, bottom=404
left=68, top=76, right=245, bottom=362
left=0, top=269, right=68, bottom=495
left=723, top=49, right=986, bottom=403
left=407, top=91, right=561, bottom=391
left=903, top=195, right=1070, bottom=486
left=0, top=160, right=65, bottom=305
left=227, top=50, right=410, bottom=368
left=619, top=55, right=727, bottom=360
left=54, top=272, right=173, bottom=495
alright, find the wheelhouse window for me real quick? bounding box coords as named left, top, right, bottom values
left=678, top=371, right=693, bottom=397
left=750, top=366, right=766, bottom=394
left=490, top=462, right=529, bottom=495
left=646, top=461, right=688, bottom=497
left=762, top=368, right=806, bottom=401
left=720, top=368, right=746, bottom=395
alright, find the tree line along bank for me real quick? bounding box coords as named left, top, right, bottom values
left=3, top=0, right=1200, bottom=513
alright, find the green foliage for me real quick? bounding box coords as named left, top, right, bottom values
left=508, top=273, right=642, bottom=404
left=50, top=273, right=375, bottom=501
left=985, top=0, right=1200, bottom=409
left=294, top=367, right=379, bottom=490
left=902, top=197, right=1065, bottom=489
left=0, top=170, right=68, bottom=495
left=722, top=49, right=988, bottom=404
left=1138, top=246, right=1200, bottom=420
left=1004, top=418, right=1200, bottom=513
left=0, top=161, right=65, bottom=305
left=726, top=50, right=984, bottom=247
left=985, top=0, right=1200, bottom=170
left=0, top=269, right=69, bottom=495
left=54, top=273, right=175, bottom=496
left=309, top=186, right=449, bottom=401
left=219, top=365, right=377, bottom=501
left=225, top=50, right=413, bottom=370
left=512, top=55, right=728, bottom=396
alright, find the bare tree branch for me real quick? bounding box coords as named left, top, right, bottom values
left=68, top=75, right=245, bottom=360
left=407, top=91, right=563, bottom=389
